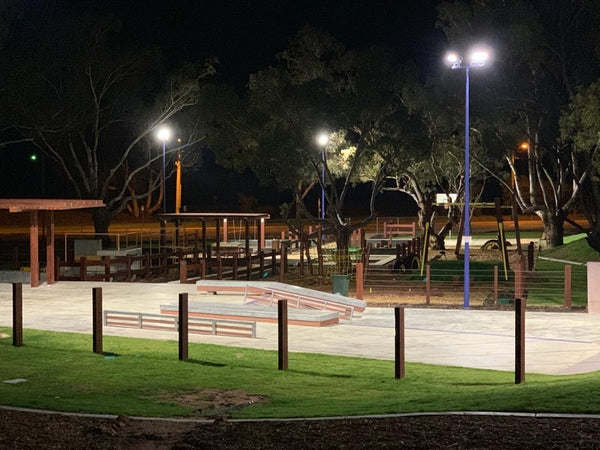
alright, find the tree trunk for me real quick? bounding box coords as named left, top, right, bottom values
left=538, top=210, right=565, bottom=247
left=92, top=207, right=112, bottom=248
left=335, top=226, right=352, bottom=274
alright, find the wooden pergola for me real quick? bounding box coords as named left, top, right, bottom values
left=155, top=212, right=271, bottom=257
left=0, top=199, right=105, bottom=287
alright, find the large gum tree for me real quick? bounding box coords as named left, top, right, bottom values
left=3, top=11, right=214, bottom=235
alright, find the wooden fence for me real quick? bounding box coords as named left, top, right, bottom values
left=56, top=248, right=281, bottom=284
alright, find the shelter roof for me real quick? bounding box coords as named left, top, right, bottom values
left=0, top=199, right=104, bottom=213
left=0, top=198, right=104, bottom=212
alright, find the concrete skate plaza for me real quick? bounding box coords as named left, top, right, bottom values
left=2, top=281, right=600, bottom=375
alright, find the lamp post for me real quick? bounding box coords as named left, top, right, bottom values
left=155, top=125, right=172, bottom=213
left=446, top=48, right=489, bottom=309
left=316, top=132, right=329, bottom=220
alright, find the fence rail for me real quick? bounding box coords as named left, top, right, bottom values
left=363, top=263, right=585, bottom=307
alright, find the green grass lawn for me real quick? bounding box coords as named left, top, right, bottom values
left=2, top=328, right=600, bottom=418
left=526, top=234, right=597, bottom=307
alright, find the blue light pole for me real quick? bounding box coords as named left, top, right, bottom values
left=446, top=49, right=489, bottom=309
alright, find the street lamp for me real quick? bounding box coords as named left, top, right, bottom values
left=445, top=48, right=490, bottom=309
left=316, top=132, right=329, bottom=220
left=155, top=125, right=172, bottom=213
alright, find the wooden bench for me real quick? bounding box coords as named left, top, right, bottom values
left=103, top=310, right=257, bottom=338
left=384, top=222, right=417, bottom=239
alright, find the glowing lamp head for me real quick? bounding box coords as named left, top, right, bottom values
left=469, top=49, right=489, bottom=67
left=316, top=132, right=329, bottom=147
left=156, top=126, right=172, bottom=142
left=445, top=52, right=462, bottom=68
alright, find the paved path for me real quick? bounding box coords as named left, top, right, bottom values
left=1, top=281, right=600, bottom=375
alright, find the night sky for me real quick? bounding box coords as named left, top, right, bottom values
left=72, top=0, right=446, bottom=85
left=7, top=1, right=447, bottom=214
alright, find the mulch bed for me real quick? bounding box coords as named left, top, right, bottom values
left=2, top=408, right=600, bottom=449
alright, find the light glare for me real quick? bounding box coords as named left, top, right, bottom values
left=316, top=132, right=329, bottom=147
left=445, top=52, right=460, bottom=65
left=156, top=125, right=172, bottom=142
left=469, top=50, right=489, bottom=66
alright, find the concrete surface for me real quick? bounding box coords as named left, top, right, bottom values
left=1, top=281, right=600, bottom=376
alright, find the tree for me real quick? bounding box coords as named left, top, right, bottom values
left=204, top=27, right=421, bottom=256
left=560, top=80, right=600, bottom=252
left=4, top=11, right=214, bottom=234
left=436, top=0, right=600, bottom=247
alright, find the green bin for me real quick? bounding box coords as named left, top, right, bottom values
left=331, top=274, right=350, bottom=296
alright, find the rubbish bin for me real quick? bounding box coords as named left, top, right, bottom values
left=331, top=274, right=350, bottom=296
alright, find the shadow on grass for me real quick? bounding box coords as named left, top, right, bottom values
left=285, top=369, right=353, bottom=379
left=449, top=381, right=514, bottom=387
left=186, top=359, right=227, bottom=367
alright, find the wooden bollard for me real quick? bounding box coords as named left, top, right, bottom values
left=515, top=298, right=526, bottom=384
left=92, top=287, right=103, bottom=354
left=12, top=282, right=23, bottom=347
left=179, top=293, right=189, bottom=361
left=278, top=299, right=288, bottom=370
left=395, top=307, right=405, bottom=379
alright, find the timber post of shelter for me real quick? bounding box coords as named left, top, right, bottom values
left=92, top=287, right=103, bottom=354
left=394, top=307, right=405, bottom=379
left=155, top=212, right=270, bottom=262
left=0, top=199, right=105, bottom=287
left=278, top=299, right=288, bottom=370
left=12, top=282, right=23, bottom=347
left=179, top=293, right=189, bottom=361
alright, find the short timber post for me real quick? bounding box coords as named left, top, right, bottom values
left=515, top=298, right=525, bottom=384
left=179, top=293, right=189, bottom=361
left=395, top=307, right=405, bottom=379
left=278, top=299, right=288, bottom=370
left=12, top=282, right=23, bottom=347
left=92, top=287, right=103, bottom=354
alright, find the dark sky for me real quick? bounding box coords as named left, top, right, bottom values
left=72, top=0, right=446, bottom=84
left=8, top=0, right=447, bottom=211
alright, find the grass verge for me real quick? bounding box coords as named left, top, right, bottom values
left=1, top=327, right=600, bottom=418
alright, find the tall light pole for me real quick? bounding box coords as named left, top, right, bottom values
left=316, top=132, right=329, bottom=220
left=446, top=48, right=490, bottom=309
left=155, top=125, right=172, bottom=213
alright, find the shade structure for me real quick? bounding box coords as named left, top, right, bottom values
left=0, top=199, right=104, bottom=287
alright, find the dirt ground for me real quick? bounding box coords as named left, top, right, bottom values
left=3, top=407, right=600, bottom=449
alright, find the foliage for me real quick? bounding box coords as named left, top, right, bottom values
left=2, top=328, right=600, bottom=418
left=436, top=0, right=600, bottom=248
left=560, top=82, right=600, bottom=252
left=204, top=27, right=424, bottom=253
